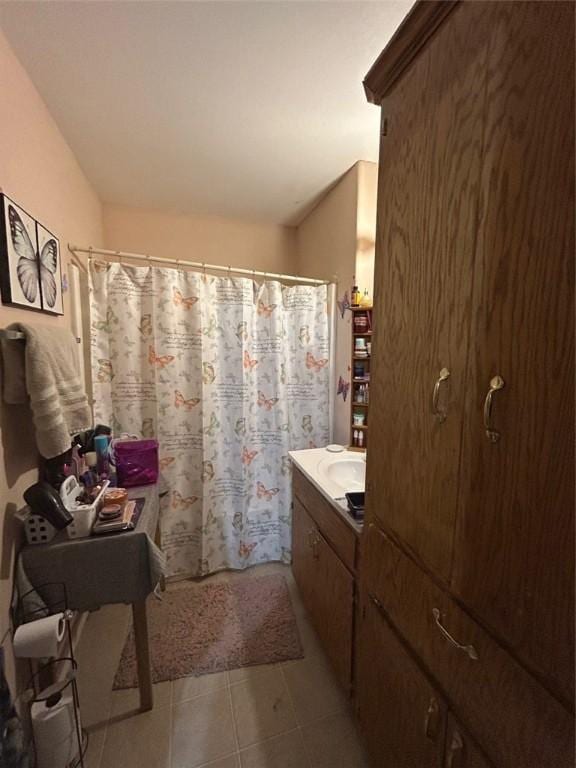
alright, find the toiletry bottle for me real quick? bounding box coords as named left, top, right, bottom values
left=351, top=277, right=360, bottom=307
left=358, top=430, right=364, bottom=448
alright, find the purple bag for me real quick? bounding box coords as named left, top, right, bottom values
left=115, top=439, right=159, bottom=487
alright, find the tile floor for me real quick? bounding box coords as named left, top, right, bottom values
left=76, top=563, right=369, bottom=768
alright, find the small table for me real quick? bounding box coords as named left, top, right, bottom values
left=19, top=483, right=166, bottom=711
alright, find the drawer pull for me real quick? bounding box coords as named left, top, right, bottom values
left=432, top=367, right=451, bottom=422
left=424, top=697, right=440, bottom=740
left=432, top=608, right=479, bottom=661
left=446, top=729, right=465, bottom=768
left=483, top=374, right=505, bottom=442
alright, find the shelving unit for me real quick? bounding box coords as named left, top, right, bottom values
left=349, top=306, right=373, bottom=451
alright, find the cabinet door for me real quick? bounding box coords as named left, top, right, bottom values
left=313, top=529, right=354, bottom=692
left=366, top=2, right=490, bottom=581
left=291, top=498, right=354, bottom=692
left=356, top=590, right=446, bottom=768
left=292, top=498, right=317, bottom=617
left=444, top=715, right=492, bottom=768
left=452, top=1, right=575, bottom=706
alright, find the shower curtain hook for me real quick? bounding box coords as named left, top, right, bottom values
left=202, top=262, right=206, bottom=279
left=227, top=265, right=231, bottom=278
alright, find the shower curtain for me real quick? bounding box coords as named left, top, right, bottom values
left=89, top=261, right=330, bottom=579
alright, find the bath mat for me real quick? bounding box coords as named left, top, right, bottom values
left=113, top=573, right=304, bottom=689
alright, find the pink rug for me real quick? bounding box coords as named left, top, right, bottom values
left=113, top=574, right=304, bottom=689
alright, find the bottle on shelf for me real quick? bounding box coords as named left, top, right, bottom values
left=351, top=277, right=360, bottom=307
left=358, top=430, right=364, bottom=448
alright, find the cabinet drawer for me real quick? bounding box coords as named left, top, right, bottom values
left=362, top=523, right=574, bottom=768
left=293, top=468, right=357, bottom=572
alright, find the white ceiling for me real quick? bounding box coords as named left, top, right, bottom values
left=0, top=1, right=413, bottom=225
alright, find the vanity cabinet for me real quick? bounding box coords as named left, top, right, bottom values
left=358, top=1, right=574, bottom=766
left=292, top=468, right=359, bottom=694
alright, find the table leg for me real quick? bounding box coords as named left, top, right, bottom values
left=154, top=522, right=166, bottom=592
left=132, top=600, right=153, bottom=711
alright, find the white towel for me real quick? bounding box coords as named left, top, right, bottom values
left=1, top=323, right=92, bottom=459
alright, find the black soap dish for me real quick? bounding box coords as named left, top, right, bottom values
left=345, top=492, right=365, bottom=521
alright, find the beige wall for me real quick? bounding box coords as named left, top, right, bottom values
left=0, top=27, right=102, bottom=689
left=356, top=160, right=378, bottom=302
left=102, top=203, right=298, bottom=275
left=296, top=161, right=377, bottom=445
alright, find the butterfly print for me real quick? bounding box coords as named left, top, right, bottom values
left=202, top=413, right=220, bottom=436
left=159, top=456, right=175, bottom=470
left=256, top=481, right=280, bottom=501
left=257, top=299, right=277, bottom=317
left=138, top=314, right=153, bottom=337
left=302, top=415, right=313, bottom=434
left=239, top=541, right=258, bottom=558
left=201, top=460, right=215, bottom=482
left=309, top=440, right=317, bottom=449
left=96, top=359, right=114, bottom=382
left=337, top=290, right=351, bottom=318
left=171, top=490, right=199, bottom=509
left=148, top=345, right=175, bottom=368
left=92, top=307, right=119, bottom=333
left=235, top=417, right=246, bottom=437
left=7, top=205, right=57, bottom=308
left=202, top=362, right=216, bottom=384
left=306, top=351, right=328, bottom=372
left=280, top=455, right=292, bottom=476
left=232, top=510, right=243, bottom=532
left=197, top=317, right=219, bottom=338
left=280, top=363, right=287, bottom=384
left=241, top=447, right=258, bottom=466
left=243, top=351, right=258, bottom=370
left=337, top=375, right=350, bottom=402
left=141, top=418, right=155, bottom=438
left=298, top=326, right=310, bottom=346
left=236, top=322, right=248, bottom=343
left=257, top=391, right=279, bottom=411
left=172, top=286, right=199, bottom=310
left=174, top=390, right=201, bottom=411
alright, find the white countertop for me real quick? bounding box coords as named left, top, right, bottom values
left=289, top=447, right=364, bottom=533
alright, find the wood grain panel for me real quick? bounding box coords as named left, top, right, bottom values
left=293, top=468, right=357, bottom=572
left=291, top=496, right=354, bottom=693
left=444, top=714, right=493, bottom=768
left=452, top=1, right=575, bottom=707
left=292, top=498, right=316, bottom=618
left=365, top=1, right=490, bottom=582
left=312, top=529, right=354, bottom=693
left=356, top=589, right=447, bottom=768
left=361, top=523, right=574, bottom=768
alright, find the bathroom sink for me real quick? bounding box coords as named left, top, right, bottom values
left=317, top=456, right=366, bottom=494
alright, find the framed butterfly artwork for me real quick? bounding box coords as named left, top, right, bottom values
left=0, top=194, right=64, bottom=314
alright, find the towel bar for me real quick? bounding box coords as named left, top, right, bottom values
left=0, top=330, right=81, bottom=343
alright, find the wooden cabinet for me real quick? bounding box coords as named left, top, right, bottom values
left=291, top=470, right=358, bottom=693
left=358, top=1, right=574, bottom=766
left=356, top=591, right=447, bottom=768
left=367, top=0, right=490, bottom=584
left=444, top=716, right=493, bottom=768
left=451, top=0, right=575, bottom=705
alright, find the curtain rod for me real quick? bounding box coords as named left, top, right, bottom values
left=67, top=245, right=330, bottom=285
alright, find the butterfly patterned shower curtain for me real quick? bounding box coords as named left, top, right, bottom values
left=89, top=261, right=330, bottom=579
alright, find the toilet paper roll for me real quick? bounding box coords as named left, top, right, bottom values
left=31, top=688, right=80, bottom=768
left=13, top=613, right=66, bottom=659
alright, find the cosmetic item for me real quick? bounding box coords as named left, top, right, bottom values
left=13, top=613, right=66, bottom=659
left=115, top=439, right=159, bottom=487
left=352, top=430, right=358, bottom=447
left=360, top=290, right=371, bottom=308
left=354, top=314, right=369, bottom=333
left=353, top=412, right=365, bottom=427
left=94, top=434, right=110, bottom=479
left=358, top=430, right=364, bottom=448
left=366, top=341, right=372, bottom=356
left=103, top=488, right=128, bottom=508
left=351, top=278, right=360, bottom=307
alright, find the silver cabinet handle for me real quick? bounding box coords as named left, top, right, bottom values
left=432, top=608, right=479, bottom=661
left=446, top=729, right=465, bottom=768
left=432, top=368, right=451, bottom=422
left=483, top=375, right=505, bottom=442
left=424, top=697, right=440, bottom=740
